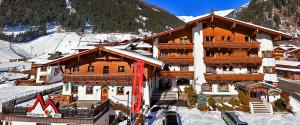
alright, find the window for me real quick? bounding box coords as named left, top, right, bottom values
left=86, top=86, right=93, bottom=94
left=222, top=66, right=227, bottom=71
left=205, top=36, right=214, bottom=42
left=160, top=51, right=167, bottom=56
left=40, top=76, right=47, bottom=81
left=73, top=66, right=79, bottom=72
left=103, top=66, right=109, bottom=74
left=54, top=67, right=60, bottom=76
left=221, top=36, right=225, bottom=41
left=118, top=66, right=125, bottom=72
left=201, top=84, right=212, bottom=92
left=87, top=65, right=94, bottom=72
left=64, top=83, right=70, bottom=91
left=72, top=86, right=78, bottom=94
left=41, top=67, right=47, bottom=72
left=227, top=36, right=231, bottom=41
left=245, top=36, right=253, bottom=42
left=218, top=84, right=229, bottom=92
left=180, top=65, right=189, bottom=71
left=264, top=66, right=274, bottom=74
left=268, top=67, right=273, bottom=74
left=180, top=36, right=189, bottom=44
left=267, top=51, right=272, bottom=57
left=116, top=87, right=124, bottom=95
left=263, top=51, right=273, bottom=58
left=180, top=51, right=188, bottom=56
left=229, top=66, right=233, bottom=71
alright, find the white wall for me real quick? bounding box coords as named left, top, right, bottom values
left=257, top=33, right=278, bottom=83
left=36, top=65, right=63, bottom=84
left=169, top=65, right=194, bottom=71
left=153, top=38, right=159, bottom=58
left=203, top=84, right=238, bottom=95
left=192, top=22, right=206, bottom=94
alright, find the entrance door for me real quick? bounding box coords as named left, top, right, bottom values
left=101, top=86, right=109, bottom=100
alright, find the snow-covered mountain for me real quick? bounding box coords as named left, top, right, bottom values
left=0, top=32, right=139, bottom=63
left=177, top=9, right=235, bottom=22
left=227, top=0, right=300, bottom=37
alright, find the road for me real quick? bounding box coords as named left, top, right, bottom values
left=278, top=79, right=300, bottom=101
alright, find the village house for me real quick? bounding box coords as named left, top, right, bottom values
left=143, top=13, right=292, bottom=103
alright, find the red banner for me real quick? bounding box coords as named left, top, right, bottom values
left=131, top=60, right=144, bottom=113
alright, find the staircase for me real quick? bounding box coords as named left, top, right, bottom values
left=151, top=91, right=178, bottom=100
left=250, top=98, right=273, bottom=114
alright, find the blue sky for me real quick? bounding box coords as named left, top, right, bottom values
left=144, top=0, right=250, bottom=16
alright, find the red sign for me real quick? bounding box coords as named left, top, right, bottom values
left=131, top=60, right=144, bottom=113
left=27, top=94, right=61, bottom=118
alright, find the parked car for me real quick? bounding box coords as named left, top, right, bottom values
left=221, top=111, right=248, bottom=125
left=162, top=111, right=180, bottom=125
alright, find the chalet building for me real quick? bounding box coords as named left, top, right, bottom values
left=276, top=60, right=300, bottom=80
left=287, top=48, right=300, bottom=61
left=273, top=43, right=298, bottom=60
left=144, top=13, right=292, bottom=100
left=44, top=47, right=164, bottom=107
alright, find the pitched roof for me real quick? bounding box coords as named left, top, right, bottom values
left=144, top=14, right=292, bottom=41
left=45, top=47, right=164, bottom=67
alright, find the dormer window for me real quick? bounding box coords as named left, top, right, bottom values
left=227, top=36, right=231, bottom=41
left=180, top=36, right=189, bottom=44
left=245, top=36, right=254, bottom=42
left=205, top=36, right=214, bottom=42
left=87, top=64, right=94, bottom=72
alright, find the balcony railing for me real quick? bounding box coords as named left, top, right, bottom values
left=203, top=42, right=259, bottom=48
left=159, top=71, right=194, bottom=79
left=159, top=56, right=194, bottom=64
left=157, top=43, right=193, bottom=49
left=204, top=57, right=262, bottom=64
left=205, top=73, right=264, bottom=81
left=62, top=74, right=133, bottom=83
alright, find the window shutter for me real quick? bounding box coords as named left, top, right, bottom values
left=264, top=66, right=268, bottom=73
left=272, top=67, right=276, bottom=73
left=271, top=51, right=274, bottom=58
left=262, top=51, right=266, bottom=58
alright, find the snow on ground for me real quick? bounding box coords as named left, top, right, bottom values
left=0, top=61, right=32, bottom=71
left=0, top=82, right=63, bottom=112
left=11, top=32, right=81, bottom=58
left=177, top=9, right=235, bottom=23
left=0, top=72, right=28, bottom=81
left=145, top=106, right=300, bottom=125
left=290, top=96, right=300, bottom=112
left=0, top=40, right=22, bottom=62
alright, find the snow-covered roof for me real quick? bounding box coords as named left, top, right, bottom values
left=133, top=50, right=152, bottom=56
left=274, top=44, right=298, bottom=51
left=105, top=47, right=164, bottom=66
left=275, top=60, right=300, bottom=67
left=135, top=41, right=152, bottom=48
left=275, top=67, right=300, bottom=72
left=46, top=47, right=164, bottom=67
left=71, top=46, right=96, bottom=50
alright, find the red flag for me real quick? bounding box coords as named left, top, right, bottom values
left=131, top=60, right=144, bottom=113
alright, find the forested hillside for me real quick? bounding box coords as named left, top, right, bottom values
left=227, top=0, right=300, bottom=37
left=0, top=0, right=184, bottom=34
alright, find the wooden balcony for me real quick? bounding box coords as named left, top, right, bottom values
left=159, top=56, right=194, bottom=64
left=203, top=42, right=259, bottom=48
left=205, top=73, right=264, bottom=81
left=204, top=57, right=262, bottom=64
left=157, top=43, right=193, bottom=49
left=63, top=74, right=133, bottom=83
left=159, top=71, right=194, bottom=79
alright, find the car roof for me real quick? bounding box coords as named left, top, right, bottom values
left=224, top=111, right=247, bottom=124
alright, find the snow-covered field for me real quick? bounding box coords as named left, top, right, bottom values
left=0, top=82, right=63, bottom=112
left=146, top=105, right=300, bottom=125
left=0, top=40, right=22, bottom=62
